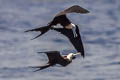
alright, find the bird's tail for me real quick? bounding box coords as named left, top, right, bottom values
left=30, top=64, right=51, bottom=71
left=25, top=26, right=50, bottom=40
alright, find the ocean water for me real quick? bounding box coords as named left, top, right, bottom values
left=0, top=0, right=120, bottom=80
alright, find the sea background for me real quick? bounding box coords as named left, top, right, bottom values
left=0, top=0, right=120, bottom=80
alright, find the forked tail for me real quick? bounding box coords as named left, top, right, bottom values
left=25, top=26, right=50, bottom=40
left=30, top=64, right=51, bottom=71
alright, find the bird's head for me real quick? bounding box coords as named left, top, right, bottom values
left=67, top=53, right=77, bottom=61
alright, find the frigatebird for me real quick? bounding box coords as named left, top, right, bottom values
left=25, top=5, right=89, bottom=39
left=31, top=51, right=80, bottom=71
left=25, top=5, right=89, bottom=57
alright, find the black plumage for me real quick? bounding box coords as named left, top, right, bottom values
left=25, top=5, right=89, bottom=57
left=31, top=51, right=75, bottom=71
left=25, top=5, right=89, bottom=39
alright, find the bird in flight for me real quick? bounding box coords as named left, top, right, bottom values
left=31, top=51, right=81, bottom=71
left=25, top=5, right=89, bottom=57
left=25, top=5, right=89, bottom=39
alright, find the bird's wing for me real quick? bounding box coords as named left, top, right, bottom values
left=52, top=27, right=85, bottom=57
left=51, top=28, right=67, bottom=36
left=56, top=5, right=89, bottom=17
left=38, top=51, right=64, bottom=63
left=69, top=26, right=84, bottom=57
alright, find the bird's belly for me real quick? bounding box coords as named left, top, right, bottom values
left=60, top=59, right=71, bottom=66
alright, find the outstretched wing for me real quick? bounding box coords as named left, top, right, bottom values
left=38, top=51, right=64, bottom=63
left=56, top=5, right=89, bottom=17
left=70, top=25, right=84, bottom=57
left=52, top=27, right=85, bottom=57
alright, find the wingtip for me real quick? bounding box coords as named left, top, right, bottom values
left=82, top=55, right=85, bottom=58
left=81, top=9, right=90, bottom=14
left=80, top=52, right=85, bottom=58
left=73, top=5, right=90, bottom=14
left=86, top=10, right=90, bottom=13
left=82, top=54, right=85, bottom=58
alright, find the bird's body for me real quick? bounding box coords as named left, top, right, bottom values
left=31, top=51, right=80, bottom=71
left=25, top=5, right=89, bottom=38
left=49, top=15, right=71, bottom=27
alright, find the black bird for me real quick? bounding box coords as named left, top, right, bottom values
left=25, top=5, right=89, bottom=39
left=31, top=51, right=80, bottom=71
left=25, top=5, right=89, bottom=57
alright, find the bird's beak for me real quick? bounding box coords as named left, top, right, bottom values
left=75, top=52, right=85, bottom=58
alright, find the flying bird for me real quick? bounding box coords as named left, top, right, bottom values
left=25, top=5, right=89, bottom=57
left=25, top=5, right=89, bottom=39
left=31, top=51, right=80, bottom=71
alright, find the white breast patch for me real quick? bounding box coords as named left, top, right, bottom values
left=71, top=23, right=76, bottom=28
left=67, top=53, right=74, bottom=61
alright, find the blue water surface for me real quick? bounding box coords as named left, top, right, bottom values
left=0, top=0, right=120, bottom=80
